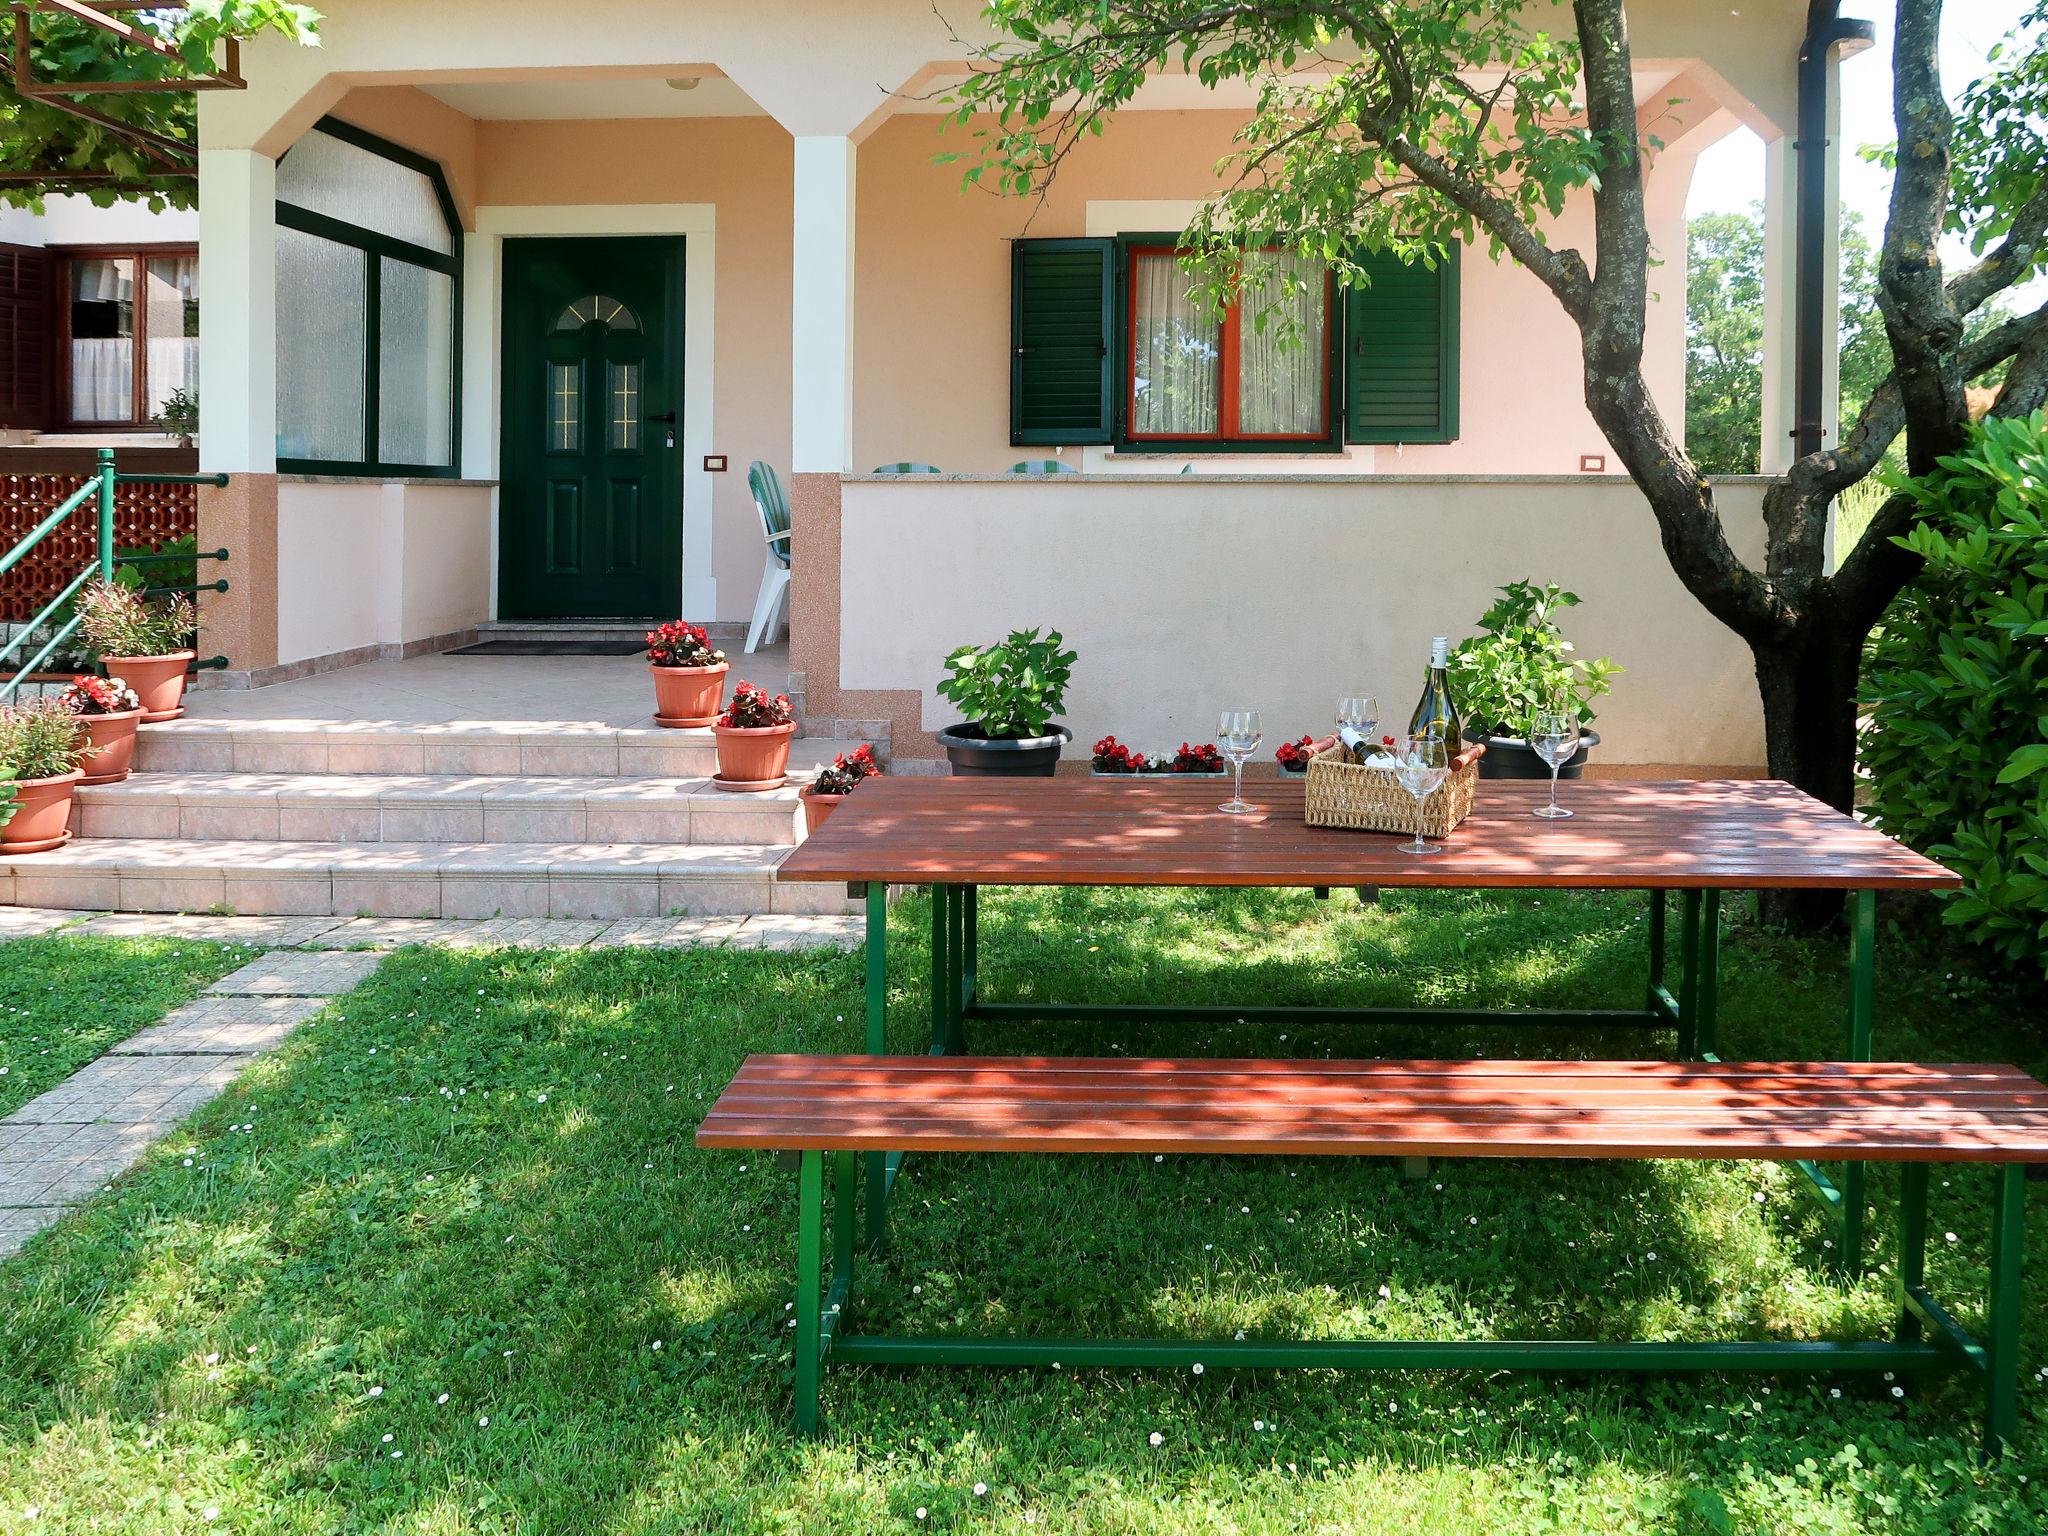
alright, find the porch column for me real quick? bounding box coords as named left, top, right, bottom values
left=791, top=135, right=856, bottom=474
left=786, top=135, right=855, bottom=728
left=196, top=144, right=281, bottom=675
left=1758, top=135, right=1798, bottom=476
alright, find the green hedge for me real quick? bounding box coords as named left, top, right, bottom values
left=1861, top=412, right=2048, bottom=976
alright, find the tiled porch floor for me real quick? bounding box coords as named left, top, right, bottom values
left=189, top=644, right=793, bottom=727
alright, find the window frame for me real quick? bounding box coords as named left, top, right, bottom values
left=53, top=243, right=199, bottom=432
left=1114, top=234, right=1342, bottom=454
left=274, top=115, right=463, bottom=479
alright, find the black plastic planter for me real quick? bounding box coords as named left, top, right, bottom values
left=936, top=723, right=1073, bottom=777
left=1474, top=728, right=1600, bottom=780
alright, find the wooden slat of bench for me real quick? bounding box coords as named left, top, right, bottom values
left=695, top=1056, right=2048, bottom=1163
left=776, top=778, right=1962, bottom=891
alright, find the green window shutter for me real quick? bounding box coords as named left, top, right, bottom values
left=1011, top=237, right=1115, bottom=446
left=1345, top=246, right=1460, bottom=444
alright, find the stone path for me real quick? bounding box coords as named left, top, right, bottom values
left=0, top=903, right=861, bottom=1261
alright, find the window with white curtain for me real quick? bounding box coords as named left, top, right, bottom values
left=62, top=248, right=198, bottom=428
left=274, top=118, right=460, bottom=475
left=1125, top=244, right=1332, bottom=443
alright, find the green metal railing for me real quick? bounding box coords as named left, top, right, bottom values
left=0, top=447, right=231, bottom=702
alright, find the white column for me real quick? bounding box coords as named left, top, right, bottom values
left=790, top=135, right=856, bottom=474
left=1758, top=134, right=1797, bottom=476
left=197, top=147, right=277, bottom=474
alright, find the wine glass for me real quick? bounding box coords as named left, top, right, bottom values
left=1393, top=733, right=1450, bottom=854
left=1528, top=708, right=1581, bottom=819
left=1217, top=708, right=1263, bottom=814
left=1337, top=695, right=1379, bottom=762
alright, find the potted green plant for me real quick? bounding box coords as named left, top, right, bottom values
left=800, top=742, right=879, bottom=833
left=153, top=386, right=199, bottom=448
left=60, top=674, right=144, bottom=784
left=76, top=578, right=200, bottom=722
left=1445, top=581, right=1620, bottom=780
left=935, top=628, right=1076, bottom=777
left=0, top=698, right=89, bottom=853
left=712, top=681, right=797, bottom=789
left=646, top=620, right=729, bottom=727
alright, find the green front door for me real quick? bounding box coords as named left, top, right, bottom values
left=499, top=236, right=684, bottom=619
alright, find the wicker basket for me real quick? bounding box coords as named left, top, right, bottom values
left=1303, top=741, right=1486, bottom=837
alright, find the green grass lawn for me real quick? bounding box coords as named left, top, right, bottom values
left=0, top=932, right=253, bottom=1119
left=1, top=889, right=2043, bottom=1534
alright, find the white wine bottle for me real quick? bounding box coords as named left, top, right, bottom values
left=1406, top=636, right=1464, bottom=751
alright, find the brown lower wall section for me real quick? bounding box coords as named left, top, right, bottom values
left=197, top=474, right=279, bottom=674
left=788, top=470, right=931, bottom=757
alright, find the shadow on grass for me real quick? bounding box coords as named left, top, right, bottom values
left=0, top=889, right=2040, bottom=1533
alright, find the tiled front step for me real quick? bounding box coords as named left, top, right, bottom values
left=76, top=773, right=805, bottom=846
left=135, top=720, right=867, bottom=778
left=0, top=840, right=852, bottom=919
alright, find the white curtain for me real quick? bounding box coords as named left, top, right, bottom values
left=69, top=257, right=134, bottom=421
left=1130, top=252, right=1219, bottom=436
left=144, top=256, right=199, bottom=418
left=70, top=341, right=132, bottom=420
left=1237, top=252, right=1327, bottom=435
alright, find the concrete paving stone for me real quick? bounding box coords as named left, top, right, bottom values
left=3, top=1055, right=248, bottom=1125
left=115, top=994, right=327, bottom=1056
left=66, top=912, right=350, bottom=947
left=0, top=1207, right=63, bottom=1259
left=587, top=916, right=746, bottom=949
left=725, top=915, right=865, bottom=952
left=209, top=951, right=384, bottom=996
left=0, top=907, right=90, bottom=938
left=304, top=917, right=478, bottom=948
left=431, top=918, right=608, bottom=950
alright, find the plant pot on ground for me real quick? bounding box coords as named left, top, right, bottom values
left=77, top=578, right=200, bottom=723
left=0, top=698, right=89, bottom=853
left=60, top=675, right=144, bottom=785
left=935, top=627, right=1077, bottom=778
left=712, top=682, right=797, bottom=788
left=800, top=743, right=880, bottom=833
left=646, top=620, right=729, bottom=727
left=1444, top=580, right=1620, bottom=782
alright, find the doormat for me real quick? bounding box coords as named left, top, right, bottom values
left=445, top=640, right=646, bottom=657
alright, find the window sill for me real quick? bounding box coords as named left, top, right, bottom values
left=279, top=472, right=498, bottom=488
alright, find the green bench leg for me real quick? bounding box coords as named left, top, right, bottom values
left=1839, top=890, right=1876, bottom=1270
left=1695, top=890, right=1721, bottom=1059
left=795, top=1149, right=825, bottom=1435
left=865, top=883, right=889, bottom=1252
left=1645, top=888, right=1667, bottom=1012
left=1984, top=1163, right=2026, bottom=1459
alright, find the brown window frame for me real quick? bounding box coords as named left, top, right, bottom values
left=53, top=243, right=199, bottom=432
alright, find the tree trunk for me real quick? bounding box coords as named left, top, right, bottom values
left=1750, top=620, right=1864, bottom=932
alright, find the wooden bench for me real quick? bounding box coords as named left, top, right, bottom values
left=696, top=1054, right=2048, bottom=1450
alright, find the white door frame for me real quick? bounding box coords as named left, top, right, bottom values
left=464, top=204, right=717, bottom=621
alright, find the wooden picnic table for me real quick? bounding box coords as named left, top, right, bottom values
left=778, top=775, right=1962, bottom=1263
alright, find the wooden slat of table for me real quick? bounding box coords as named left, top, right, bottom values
left=696, top=1055, right=2048, bottom=1162
left=778, top=778, right=1959, bottom=891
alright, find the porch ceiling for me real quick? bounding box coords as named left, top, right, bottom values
left=422, top=74, right=766, bottom=121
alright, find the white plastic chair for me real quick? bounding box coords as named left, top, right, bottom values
left=744, top=460, right=793, bottom=653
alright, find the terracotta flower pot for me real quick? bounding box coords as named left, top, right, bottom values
left=102, top=651, right=195, bottom=722
left=78, top=707, right=144, bottom=785
left=799, top=785, right=845, bottom=834
left=713, top=720, right=795, bottom=788
left=650, top=660, right=729, bottom=728
left=2, top=769, right=82, bottom=854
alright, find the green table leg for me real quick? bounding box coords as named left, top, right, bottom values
left=950, top=882, right=970, bottom=1052
left=959, top=883, right=978, bottom=1032
left=864, top=883, right=889, bottom=1251
left=1984, top=1163, right=2026, bottom=1458
left=930, top=884, right=952, bottom=1055
left=1695, top=890, right=1721, bottom=1059
left=795, top=1149, right=825, bottom=1435
left=1645, top=889, right=1667, bottom=1009
left=1894, top=1162, right=1928, bottom=1344
left=1676, top=890, right=1702, bottom=1059
left=1840, top=890, right=1876, bottom=1268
